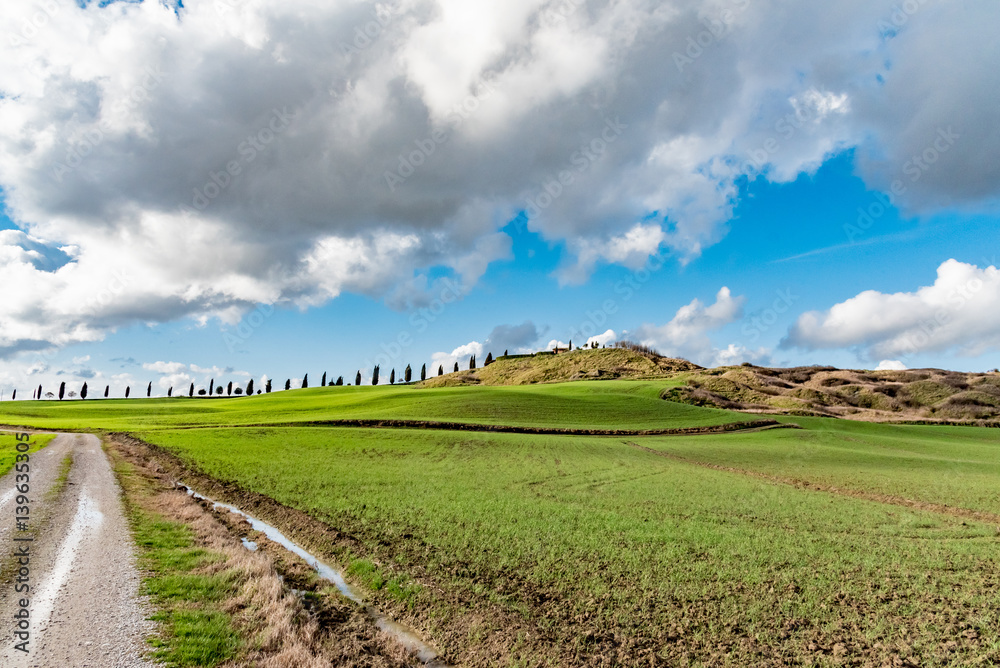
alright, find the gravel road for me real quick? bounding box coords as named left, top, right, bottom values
left=0, top=432, right=156, bottom=667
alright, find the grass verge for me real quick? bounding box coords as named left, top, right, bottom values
left=114, top=454, right=241, bottom=667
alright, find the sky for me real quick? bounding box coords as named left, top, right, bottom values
left=1, top=0, right=999, bottom=398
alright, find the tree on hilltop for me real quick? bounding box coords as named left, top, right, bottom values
left=58, top=382, right=65, bottom=400
left=355, top=370, right=362, bottom=386
left=420, top=364, right=426, bottom=381
left=81, top=383, right=88, bottom=400
left=404, top=365, right=412, bottom=383
left=438, top=365, right=443, bottom=376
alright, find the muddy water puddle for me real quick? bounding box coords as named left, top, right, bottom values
left=177, top=482, right=448, bottom=667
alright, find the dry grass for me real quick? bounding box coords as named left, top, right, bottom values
left=107, top=435, right=416, bottom=668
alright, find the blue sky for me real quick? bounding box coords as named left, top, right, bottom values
left=1, top=0, right=999, bottom=397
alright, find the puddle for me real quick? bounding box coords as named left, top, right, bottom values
left=177, top=482, right=448, bottom=667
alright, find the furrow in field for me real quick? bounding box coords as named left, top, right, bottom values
left=626, top=440, right=1000, bottom=526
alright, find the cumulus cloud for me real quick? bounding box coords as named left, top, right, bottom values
left=586, top=329, right=617, bottom=348
left=632, top=287, right=747, bottom=365
left=875, top=360, right=907, bottom=371
left=483, top=321, right=541, bottom=355
left=431, top=340, right=484, bottom=373
left=0, top=0, right=998, bottom=356
left=783, top=260, right=1000, bottom=360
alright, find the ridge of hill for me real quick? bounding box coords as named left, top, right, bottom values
left=418, top=347, right=700, bottom=387
left=418, top=347, right=1000, bottom=423
left=668, top=364, right=1000, bottom=423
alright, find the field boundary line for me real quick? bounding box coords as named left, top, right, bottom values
left=625, top=441, right=1000, bottom=527
left=134, top=418, right=798, bottom=436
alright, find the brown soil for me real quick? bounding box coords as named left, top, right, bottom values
left=107, top=434, right=419, bottom=668
left=107, top=433, right=1000, bottom=667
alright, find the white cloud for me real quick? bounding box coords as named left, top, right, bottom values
left=0, top=0, right=997, bottom=357
left=431, top=340, right=484, bottom=373
left=632, top=287, right=746, bottom=365
left=72, top=355, right=90, bottom=364
left=783, top=260, right=1000, bottom=360
left=586, top=329, right=617, bottom=348
left=875, top=360, right=908, bottom=371
left=143, top=361, right=188, bottom=375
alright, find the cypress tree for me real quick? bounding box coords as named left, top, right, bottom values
left=302, top=374, right=308, bottom=389
left=390, top=368, right=396, bottom=384
left=285, top=379, right=291, bottom=391
left=355, top=370, right=362, bottom=386
left=125, top=386, right=131, bottom=398
left=336, top=376, right=344, bottom=386
left=104, top=385, right=109, bottom=398
left=147, top=382, right=152, bottom=397
left=504, top=349, right=508, bottom=356
left=227, top=381, right=233, bottom=396
left=59, top=382, right=66, bottom=400
left=453, top=362, right=459, bottom=373
left=81, top=383, right=88, bottom=400
left=168, top=387, right=173, bottom=397
left=189, top=382, right=194, bottom=397
left=372, top=365, right=380, bottom=386
left=469, top=355, right=476, bottom=370
left=209, top=379, right=214, bottom=395
left=485, top=352, right=493, bottom=366
left=11, top=390, right=15, bottom=400
left=265, top=379, right=272, bottom=393
left=421, top=363, right=426, bottom=381
left=321, top=372, right=327, bottom=387
left=247, top=379, right=254, bottom=396
left=438, top=365, right=444, bottom=376
left=404, top=365, right=412, bottom=383
left=37, top=385, right=42, bottom=400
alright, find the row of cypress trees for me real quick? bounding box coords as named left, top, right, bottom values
left=9, top=352, right=502, bottom=400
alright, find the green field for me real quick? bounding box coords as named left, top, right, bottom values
left=1, top=382, right=998, bottom=665
left=0, top=431, right=56, bottom=476
left=0, top=380, right=738, bottom=432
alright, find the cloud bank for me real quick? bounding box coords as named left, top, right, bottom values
left=1, top=0, right=998, bottom=356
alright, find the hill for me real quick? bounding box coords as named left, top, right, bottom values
left=419, top=347, right=700, bottom=387
left=665, top=364, right=1000, bottom=423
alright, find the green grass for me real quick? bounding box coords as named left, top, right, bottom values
left=117, top=461, right=241, bottom=667
left=0, top=380, right=740, bottom=432
left=0, top=432, right=55, bottom=476
left=139, top=424, right=1000, bottom=664
left=645, top=415, right=1000, bottom=515
left=7, top=380, right=1000, bottom=664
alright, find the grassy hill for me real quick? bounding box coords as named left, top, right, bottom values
left=0, top=379, right=742, bottom=432
left=5, top=364, right=1000, bottom=665
left=420, top=346, right=700, bottom=387
left=665, top=364, right=1000, bottom=423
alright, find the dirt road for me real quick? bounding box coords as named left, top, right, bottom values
left=0, top=432, right=155, bottom=667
